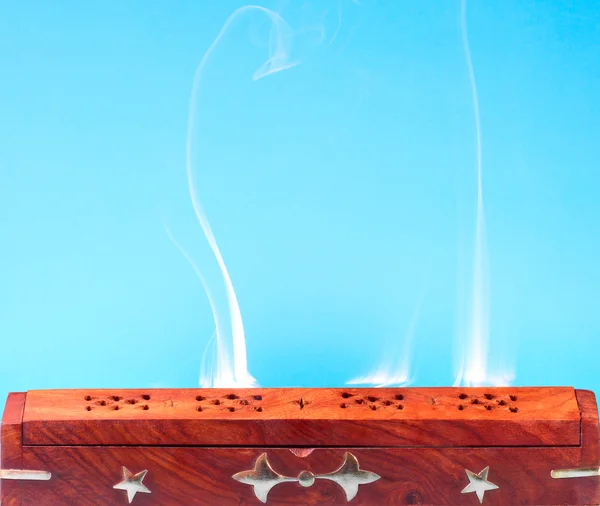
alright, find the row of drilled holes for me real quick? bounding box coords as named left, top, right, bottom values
left=340, top=402, right=404, bottom=411
left=86, top=404, right=149, bottom=412
left=83, top=392, right=520, bottom=413
left=83, top=393, right=265, bottom=413
left=342, top=392, right=518, bottom=402
left=459, top=393, right=518, bottom=401
left=84, top=394, right=151, bottom=411
left=339, top=393, right=405, bottom=410
left=458, top=404, right=519, bottom=412
left=195, top=406, right=263, bottom=413
left=84, top=395, right=151, bottom=402
left=339, top=392, right=519, bottom=412
left=458, top=392, right=519, bottom=412
left=194, top=394, right=263, bottom=401
left=195, top=394, right=264, bottom=413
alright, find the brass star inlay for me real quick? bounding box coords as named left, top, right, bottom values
left=461, top=466, right=499, bottom=503
left=113, top=466, right=151, bottom=503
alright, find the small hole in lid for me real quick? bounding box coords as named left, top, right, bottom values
left=113, top=405, right=120, bottom=411
left=459, top=393, right=468, bottom=400
left=110, top=395, right=121, bottom=402
left=367, top=396, right=378, bottom=402
left=226, top=394, right=238, bottom=400
left=458, top=405, right=465, bottom=410
left=240, top=399, right=249, bottom=405
left=384, top=400, right=392, bottom=406
left=484, top=393, right=494, bottom=400
left=341, top=392, right=351, bottom=398
left=195, top=395, right=205, bottom=401
left=510, top=395, right=518, bottom=402
left=498, top=400, right=506, bottom=406
left=340, top=403, right=347, bottom=409
left=213, top=400, right=221, bottom=405
left=485, top=405, right=493, bottom=411
left=228, top=407, right=235, bottom=412
left=196, top=406, right=203, bottom=412
left=84, top=395, right=92, bottom=401
left=397, top=404, right=404, bottom=410
left=355, top=399, right=364, bottom=405
left=253, top=395, right=263, bottom=401
left=471, top=399, right=480, bottom=405
left=142, top=405, right=149, bottom=410
left=255, top=407, right=263, bottom=412
left=85, top=406, right=92, bottom=411
left=510, top=407, right=519, bottom=413
left=369, top=405, right=377, bottom=411
left=395, top=394, right=404, bottom=401
left=142, top=394, right=151, bottom=401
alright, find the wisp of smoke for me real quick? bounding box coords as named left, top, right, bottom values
left=182, top=6, right=301, bottom=388
left=163, top=222, right=237, bottom=386
left=454, top=0, right=513, bottom=387
left=346, top=286, right=428, bottom=387
left=172, top=4, right=344, bottom=388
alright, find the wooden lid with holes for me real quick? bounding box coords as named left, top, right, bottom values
left=20, top=387, right=583, bottom=447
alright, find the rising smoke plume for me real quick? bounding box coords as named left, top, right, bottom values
left=346, top=286, right=428, bottom=387
left=186, top=6, right=297, bottom=388
left=168, top=4, right=345, bottom=388
left=454, top=0, right=513, bottom=387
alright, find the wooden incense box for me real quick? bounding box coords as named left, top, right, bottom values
left=2, top=387, right=599, bottom=505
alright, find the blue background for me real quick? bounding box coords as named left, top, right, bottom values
left=1, top=0, right=598, bottom=402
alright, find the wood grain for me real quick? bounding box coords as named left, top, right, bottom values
left=575, top=389, right=600, bottom=466
left=1, top=392, right=26, bottom=506
left=19, top=445, right=600, bottom=505
left=22, top=387, right=580, bottom=447
left=4, top=387, right=598, bottom=504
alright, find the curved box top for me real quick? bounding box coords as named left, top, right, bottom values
left=20, top=387, right=583, bottom=447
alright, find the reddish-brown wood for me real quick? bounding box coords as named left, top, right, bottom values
left=18, top=446, right=600, bottom=505
left=1, top=392, right=26, bottom=506
left=576, top=389, right=600, bottom=466
left=22, top=387, right=580, bottom=447
left=2, top=387, right=599, bottom=505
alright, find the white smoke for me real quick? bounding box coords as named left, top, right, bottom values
left=167, top=3, right=346, bottom=388
left=454, top=0, right=513, bottom=387
left=346, top=286, right=428, bottom=387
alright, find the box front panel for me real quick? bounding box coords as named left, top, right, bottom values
left=19, top=446, right=600, bottom=505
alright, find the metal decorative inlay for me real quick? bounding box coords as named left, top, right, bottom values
left=461, top=466, right=499, bottom=504
left=551, top=466, right=600, bottom=479
left=233, top=452, right=380, bottom=503
left=113, top=466, right=151, bottom=504
left=0, top=469, right=51, bottom=481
